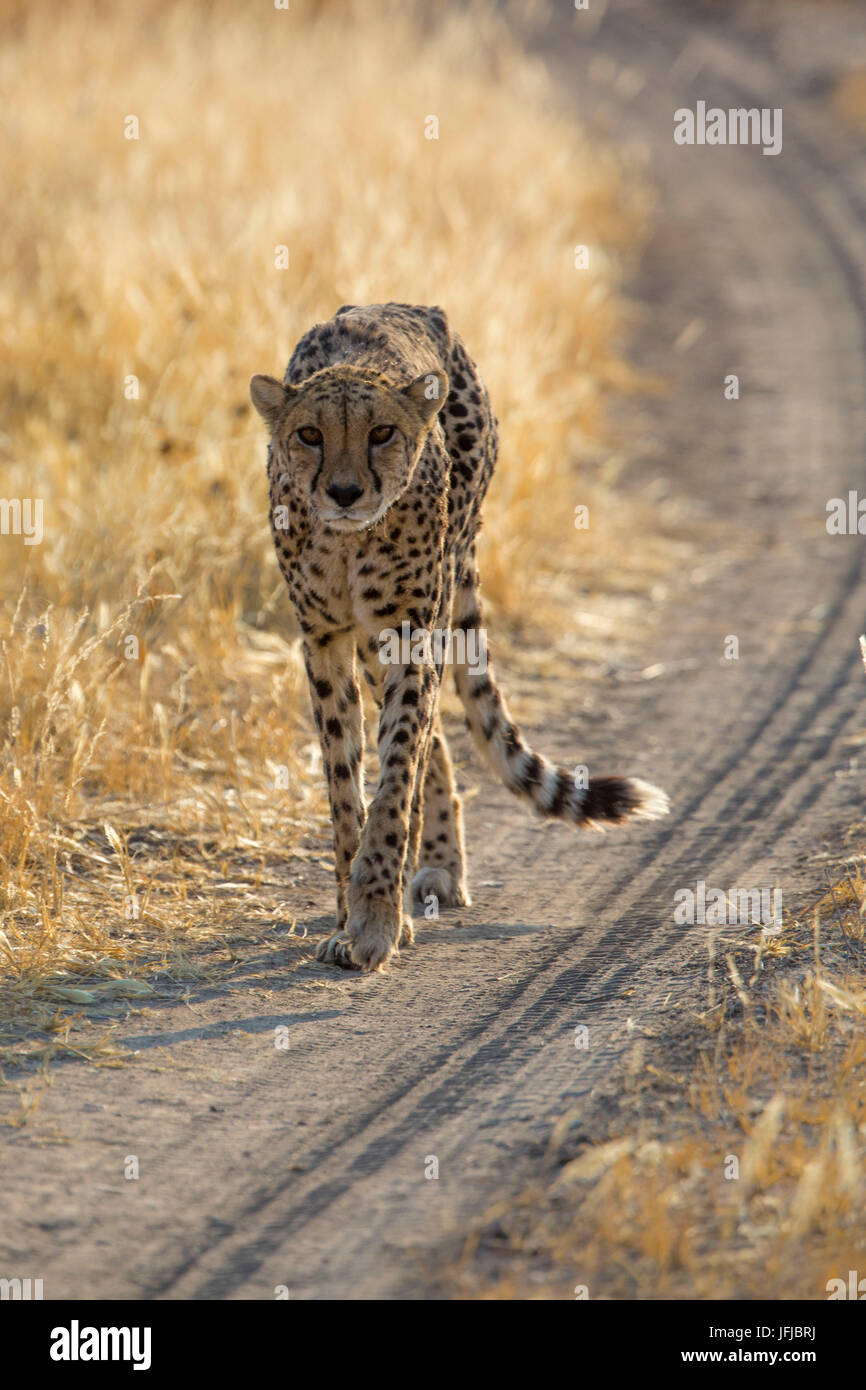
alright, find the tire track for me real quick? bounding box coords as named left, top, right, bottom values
left=148, top=1, right=866, bottom=1298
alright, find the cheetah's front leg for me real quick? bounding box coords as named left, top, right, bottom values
left=297, top=635, right=367, bottom=967
left=342, top=655, right=439, bottom=971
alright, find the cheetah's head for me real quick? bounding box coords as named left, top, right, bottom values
left=250, top=366, right=448, bottom=531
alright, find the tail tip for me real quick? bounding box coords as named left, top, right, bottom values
left=626, top=777, right=670, bottom=821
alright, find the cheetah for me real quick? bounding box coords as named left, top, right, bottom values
left=250, top=303, right=669, bottom=971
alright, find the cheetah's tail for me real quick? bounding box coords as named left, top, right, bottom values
left=450, top=581, right=669, bottom=830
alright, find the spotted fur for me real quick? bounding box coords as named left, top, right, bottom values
left=251, top=303, right=668, bottom=971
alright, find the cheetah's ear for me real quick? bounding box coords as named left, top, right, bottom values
left=250, top=374, right=290, bottom=430
left=402, top=371, right=449, bottom=424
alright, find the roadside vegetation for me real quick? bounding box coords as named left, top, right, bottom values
left=0, top=0, right=681, bottom=1070
left=454, top=856, right=866, bottom=1299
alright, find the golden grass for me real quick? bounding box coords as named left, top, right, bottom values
left=453, top=870, right=866, bottom=1299
left=0, top=0, right=673, bottom=1054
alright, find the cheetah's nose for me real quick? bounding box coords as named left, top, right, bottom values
left=326, top=483, right=363, bottom=509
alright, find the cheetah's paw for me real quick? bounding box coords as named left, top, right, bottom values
left=342, top=895, right=412, bottom=971
left=411, top=866, right=471, bottom=911
left=315, top=932, right=358, bottom=969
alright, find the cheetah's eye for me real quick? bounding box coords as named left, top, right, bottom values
left=296, top=426, right=322, bottom=447
left=369, top=425, right=395, bottom=446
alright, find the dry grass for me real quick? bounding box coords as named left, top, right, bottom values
left=0, top=0, right=677, bottom=1057
left=453, top=866, right=866, bottom=1299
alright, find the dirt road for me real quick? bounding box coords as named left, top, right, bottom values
left=4, top=0, right=866, bottom=1299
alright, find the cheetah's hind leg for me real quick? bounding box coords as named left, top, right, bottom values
left=411, top=720, right=471, bottom=912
